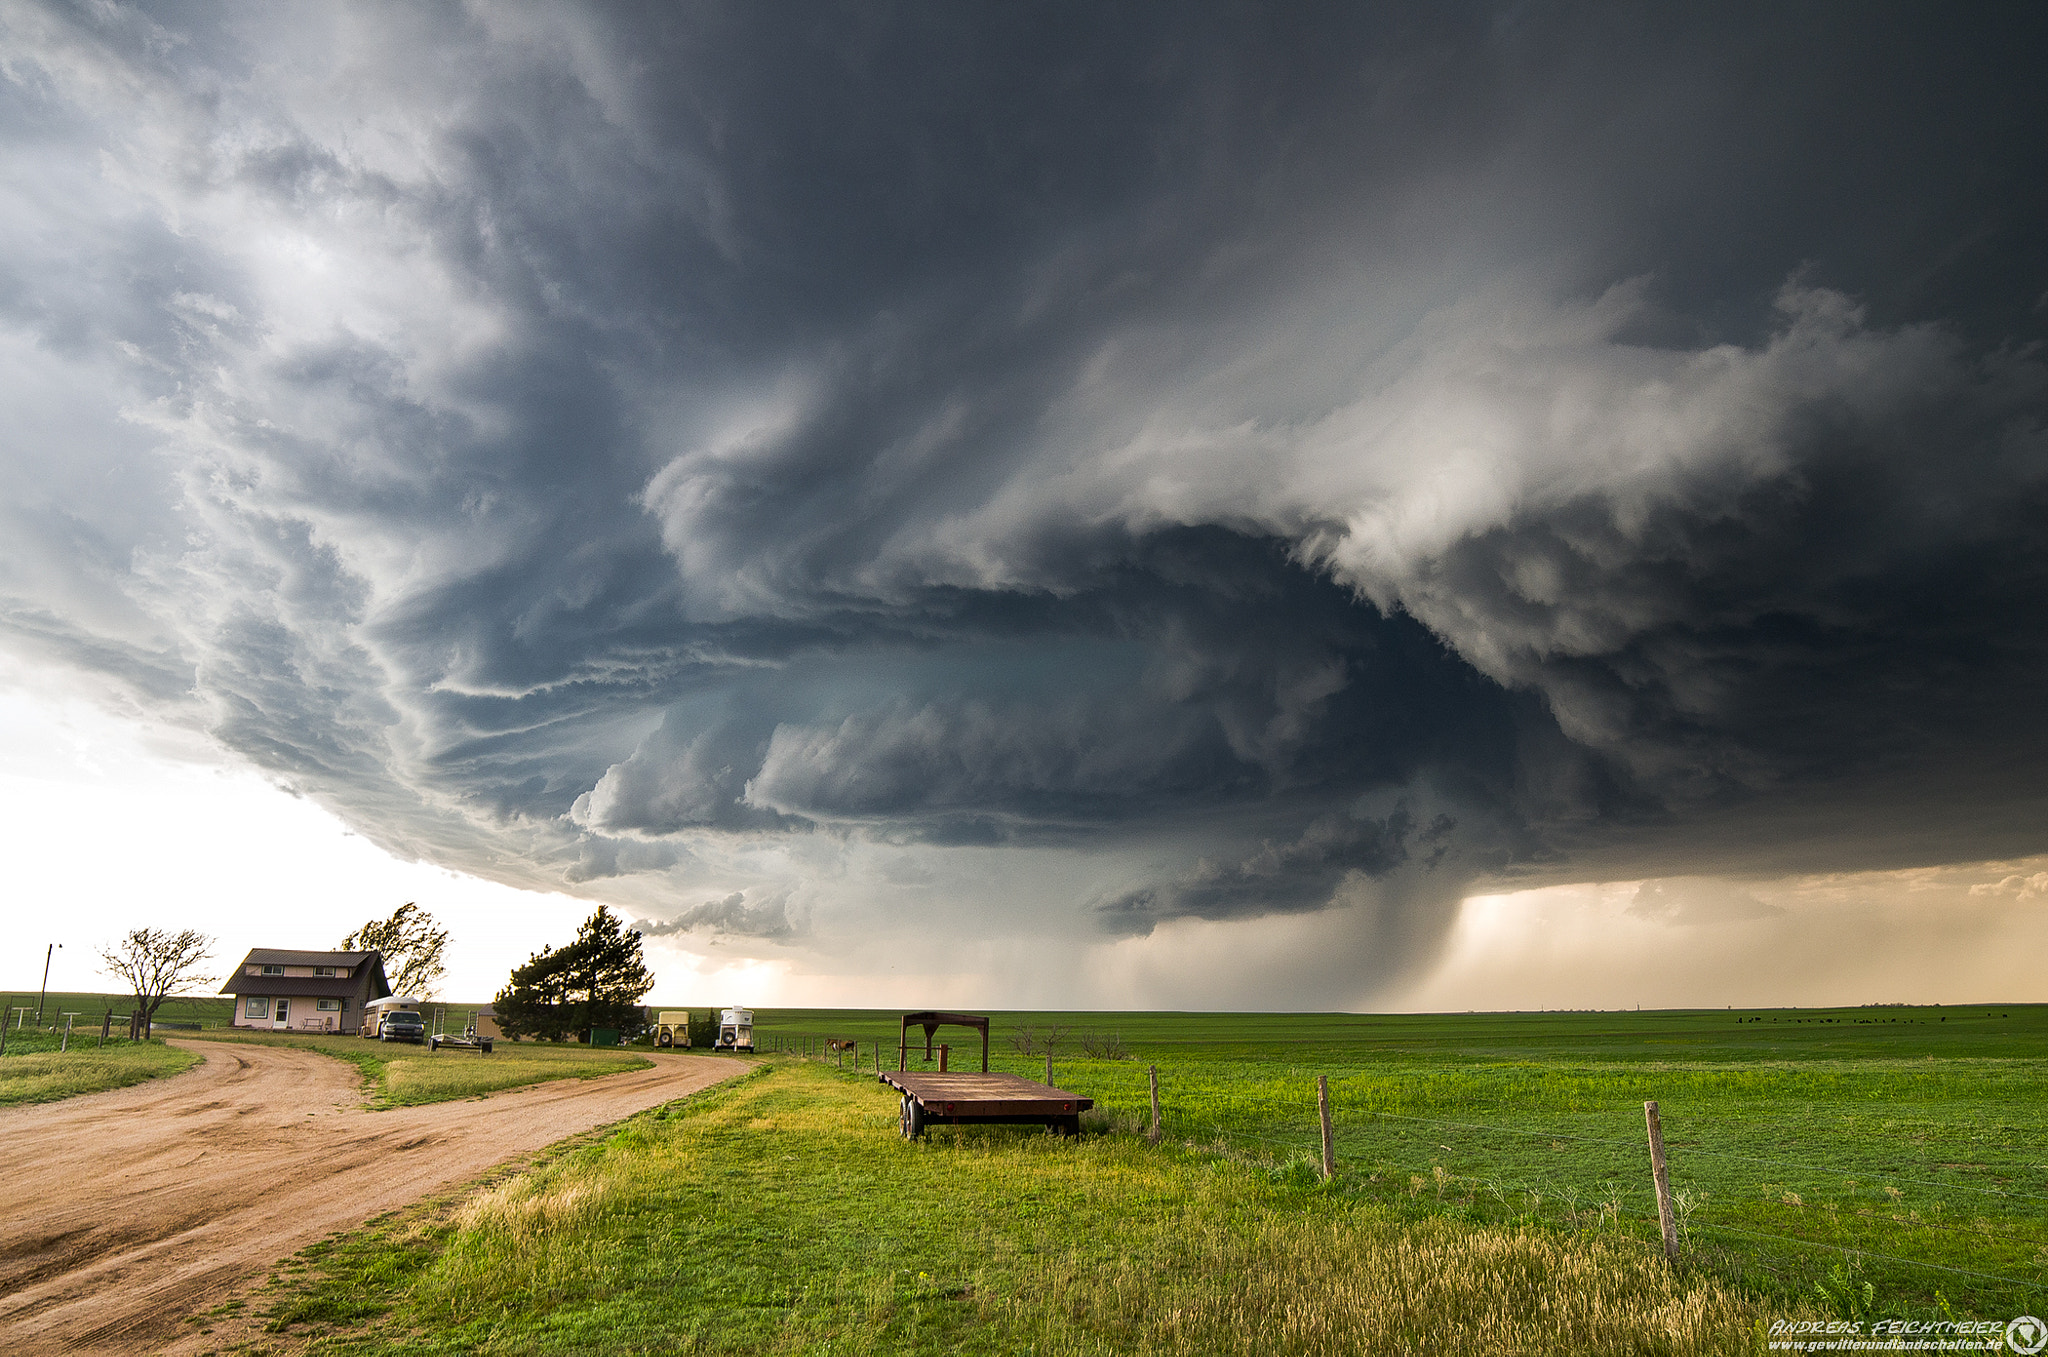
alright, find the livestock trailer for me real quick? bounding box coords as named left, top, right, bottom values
left=652, top=1010, right=692, bottom=1048
left=714, top=1006, right=754, bottom=1052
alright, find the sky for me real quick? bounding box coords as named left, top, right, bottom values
left=2, top=2, right=2045, bottom=1011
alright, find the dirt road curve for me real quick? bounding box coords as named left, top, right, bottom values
left=0, top=1041, right=745, bottom=1355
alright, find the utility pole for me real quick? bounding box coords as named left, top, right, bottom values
left=35, top=942, right=60, bottom=1027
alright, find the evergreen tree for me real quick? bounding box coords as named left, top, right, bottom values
left=493, top=907, right=653, bottom=1041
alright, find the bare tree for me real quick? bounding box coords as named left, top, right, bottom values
left=341, top=901, right=449, bottom=998
left=99, top=929, right=214, bottom=1040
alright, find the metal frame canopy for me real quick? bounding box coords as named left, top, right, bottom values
left=898, top=1011, right=989, bottom=1072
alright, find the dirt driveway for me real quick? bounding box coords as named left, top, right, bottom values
left=0, top=1039, right=746, bottom=1355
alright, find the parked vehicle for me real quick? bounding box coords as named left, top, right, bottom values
left=361, top=995, right=426, bottom=1041
left=377, top=1009, right=427, bottom=1044
left=652, top=1010, right=692, bottom=1048
left=428, top=1023, right=493, bottom=1054
left=714, top=1006, right=754, bottom=1053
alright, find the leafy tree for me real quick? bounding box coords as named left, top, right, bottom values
left=494, top=907, right=653, bottom=1041
left=341, top=901, right=449, bottom=998
left=99, top=928, right=214, bottom=1039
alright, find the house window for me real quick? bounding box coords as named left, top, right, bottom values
left=314, top=966, right=338, bottom=977
left=317, top=998, right=342, bottom=1012
left=261, top=964, right=285, bottom=976
left=245, top=996, right=267, bottom=1017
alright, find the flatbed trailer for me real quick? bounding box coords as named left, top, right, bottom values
left=882, top=1011, right=1091, bottom=1137
left=880, top=1068, right=1093, bottom=1138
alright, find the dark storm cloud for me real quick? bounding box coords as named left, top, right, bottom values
left=2, top=0, right=2046, bottom=982
left=1098, top=807, right=1458, bottom=937
left=635, top=891, right=797, bottom=941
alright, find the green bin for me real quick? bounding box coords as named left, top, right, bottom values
left=588, top=1026, right=621, bottom=1047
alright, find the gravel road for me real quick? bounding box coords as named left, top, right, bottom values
left=0, top=1039, right=746, bottom=1355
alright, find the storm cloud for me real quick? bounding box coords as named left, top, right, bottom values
left=2, top=2, right=2045, bottom=1004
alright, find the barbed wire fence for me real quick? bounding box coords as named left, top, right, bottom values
left=1148, top=1076, right=2048, bottom=1311
left=762, top=1029, right=2048, bottom=1310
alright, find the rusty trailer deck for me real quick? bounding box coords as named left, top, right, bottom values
left=879, top=1070, right=1093, bottom=1138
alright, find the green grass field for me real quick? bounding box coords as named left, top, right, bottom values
left=262, top=1061, right=1780, bottom=1355
left=188, top=1028, right=652, bottom=1108
left=0, top=989, right=236, bottom=1031
left=0, top=1028, right=201, bottom=1106
left=243, top=1004, right=2044, bottom=1354
left=748, top=1005, right=2048, bottom=1319
left=3, top=992, right=656, bottom=1108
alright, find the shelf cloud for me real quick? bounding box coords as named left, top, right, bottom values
left=3, top=2, right=2044, bottom=1005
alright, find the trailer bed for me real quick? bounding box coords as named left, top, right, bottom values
left=880, top=1070, right=1093, bottom=1137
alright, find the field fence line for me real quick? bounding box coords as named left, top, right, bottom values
left=1195, top=1121, right=1638, bottom=1206
left=1327, top=1105, right=2048, bottom=1204
left=1655, top=1144, right=2048, bottom=1205
left=1773, top=1213, right=2041, bottom=1247
left=1209, top=1113, right=2044, bottom=1289
left=1687, top=1220, right=2044, bottom=1291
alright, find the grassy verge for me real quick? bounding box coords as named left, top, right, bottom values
left=6, top=990, right=236, bottom=1029
left=265, top=1061, right=1787, bottom=1356
left=758, top=1005, right=2048, bottom=1316
left=0, top=1030, right=200, bottom=1106
left=186, top=1028, right=652, bottom=1107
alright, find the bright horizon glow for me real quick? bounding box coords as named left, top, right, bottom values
left=6, top=679, right=2042, bottom=1014
left=0, top=680, right=770, bottom=1006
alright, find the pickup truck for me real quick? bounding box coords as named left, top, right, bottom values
left=376, top=1010, right=428, bottom=1044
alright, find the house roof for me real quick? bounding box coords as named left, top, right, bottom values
left=237, top=948, right=380, bottom=968
left=220, top=975, right=366, bottom=998
left=219, top=949, right=391, bottom=1000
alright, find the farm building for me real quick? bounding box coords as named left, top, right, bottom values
left=219, top=948, right=391, bottom=1033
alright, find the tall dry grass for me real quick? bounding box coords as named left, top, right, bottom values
left=991, top=1213, right=1767, bottom=1356
left=380, top=1066, right=1783, bottom=1355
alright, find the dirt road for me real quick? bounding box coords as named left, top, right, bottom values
left=0, top=1040, right=746, bottom=1355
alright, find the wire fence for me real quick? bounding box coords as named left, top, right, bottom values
left=766, top=1033, right=2048, bottom=1310
left=1195, top=1086, right=2048, bottom=1309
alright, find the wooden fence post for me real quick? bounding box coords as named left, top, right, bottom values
left=1644, top=1100, right=1680, bottom=1263
left=1148, top=1064, right=1162, bottom=1142
left=1044, top=1051, right=1053, bottom=1088
left=1318, top=1075, right=1335, bottom=1180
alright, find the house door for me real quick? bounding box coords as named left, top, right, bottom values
left=273, top=998, right=290, bottom=1028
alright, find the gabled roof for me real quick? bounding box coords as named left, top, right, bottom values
left=220, top=975, right=364, bottom=998
left=237, top=948, right=380, bottom=968
left=219, top=949, right=391, bottom=1000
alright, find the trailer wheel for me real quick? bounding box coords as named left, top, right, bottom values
left=900, top=1094, right=925, bottom=1140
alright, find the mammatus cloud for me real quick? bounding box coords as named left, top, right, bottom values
left=1, top=3, right=2045, bottom=1005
